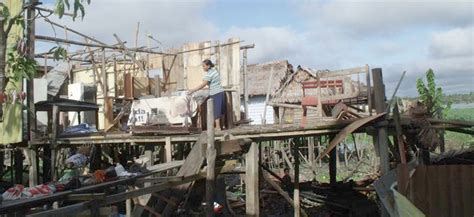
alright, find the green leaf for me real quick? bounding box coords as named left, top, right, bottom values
left=55, top=0, right=65, bottom=19
left=64, top=0, right=70, bottom=10
left=2, top=6, right=10, bottom=19
left=78, top=4, right=85, bottom=20
left=73, top=0, right=80, bottom=21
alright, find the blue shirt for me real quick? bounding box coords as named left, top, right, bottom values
left=203, top=68, right=224, bottom=95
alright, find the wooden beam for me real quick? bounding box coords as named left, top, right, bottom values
left=67, top=193, right=106, bottom=201
left=43, top=18, right=107, bottom=45
left=35, top=35, right=172, bottom=55
left=246, top=142, right=260, bottom=217
left=104, top=173, right=206, bottom=205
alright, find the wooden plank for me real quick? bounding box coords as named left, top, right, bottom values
left=412, top=165, right=428, bottom=215
left=461, top=165, right=473, bottom=216
left=315, top=113, right=386, bottom=162
left=393, top=104, right=407, bottom=164
left=279, top=145, right=293, bottom=170
left=147, top=160, right=184, bottom=172
left=105, top=173, right=206, bottom=205
left=261, top=170, right=308, bottom=217
left=27, top=201, right=92, bottom=217
left=67, top=193, right=106, bottom=201
left=426, top=166, right=439, bottom=217
left=449, top=165, right=462, bottom=217
left=396, top=164, right=409, bottom=196
left=159, top=133, right=208, bottom=216
left=438, top=165, right=449, bottom=217
left=317, top=66, right=368, bottom=78
left=246, top=142, right=260, bottom=217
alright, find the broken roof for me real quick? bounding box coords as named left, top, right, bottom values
left=241, top=60, right=290, bottom=96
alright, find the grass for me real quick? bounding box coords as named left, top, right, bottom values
left=444, top=108, right=474, bottom=150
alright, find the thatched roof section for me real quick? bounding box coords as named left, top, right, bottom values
left=271, top=66, right=319, bottom=104
left=241, top=60, right=291, bottom=96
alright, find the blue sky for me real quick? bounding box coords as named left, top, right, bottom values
left=37, top=0, right=473, bottom=96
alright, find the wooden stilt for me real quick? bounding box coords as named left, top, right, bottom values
left=329, top=136, right=337, bottom=186
left=14, top=148, right=23, bottom=184
left=206, top=98, right=216, bottom=217
left=343, top=143, right=349, bottom=167
left=308, top=137, right=315, bottom=169
left=28, top=146, right=38, bottom=186
left=164, top=137, right=172, bottom=163
left=0, top=151, right=3, bottom=181
left=51, top=105, right=59, bottom=181
left=294, top=139, right=301, bottom=217
left=246, top=142, right=260, bottom=217
left=372, top=68, right=389, bottom=174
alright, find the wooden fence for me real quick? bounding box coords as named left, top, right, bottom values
left=405, top=165, right=474, bottom=217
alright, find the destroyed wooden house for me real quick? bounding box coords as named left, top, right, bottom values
left=1, top=4, right=474, bottom=217
left=241, top=60, right=290, bottom=124
left=270, top=65, right=370, bottom=124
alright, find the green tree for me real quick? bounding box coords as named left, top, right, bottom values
left=0, top=0, right=90, bottom=92
left=416, top=68, right=451, bottom=118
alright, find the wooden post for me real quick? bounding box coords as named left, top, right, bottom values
left=329, top=135, right=337, bottom=186
left=28, top=146, right=38, bottom=186
left=206, top=99, right=216, bottom=217
left=366, top=65, right=372, bottom=115
left=294, top=139, right=301, bottom=217
left=372, top=68, right=389, bottom=175
left=51, top=105, right=59, bottom=181
left=154, top=75, right=161, bottom=97
left=243, top=48, right=249, bottom=119
left=14, top=149, right=23, bottom=184
left=126, top=192, right=132, bottom=217
left=0, top=151, right=3, bottom=181
left=246, top=142, right=260, bottom=217
left=164, top=137, right=172, bottom=163
left=26, top=0, right=37, bottom=142
left=308, top=137, right=315, bottom=169
left=317, top=137, right=322, bottom=167
left=317, top=72, right=323, bottom=117
left=262, top=68, right=274, bottom=124
left=144, top=145, right=154, bottom=167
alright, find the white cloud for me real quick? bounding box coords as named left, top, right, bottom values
left=34, top=0, right=473, bottom=96
left=223, top=26, right=309, bottom=64
left=36, top=0, right=217, bottom=51
left=429, top=26, right=474, bottom=58
left=300, top=0, right=474, bottom=36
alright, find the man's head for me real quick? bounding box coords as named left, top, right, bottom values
left=284, top=168, right=290, bottom=175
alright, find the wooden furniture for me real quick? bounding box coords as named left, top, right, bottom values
left=301, top=79, right=344, bottom=125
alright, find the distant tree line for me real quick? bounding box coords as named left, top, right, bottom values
left=404, top=92, right=474, bottom=105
